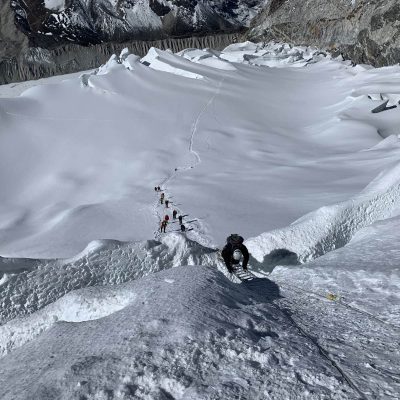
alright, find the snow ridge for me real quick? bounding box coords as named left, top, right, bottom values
left=0, top=235, right=221, bottom=326
left=0, top=267, right=360, bottom=399
left=247, top=160, right=400, bottom=268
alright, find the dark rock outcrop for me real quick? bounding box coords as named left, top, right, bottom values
left=0, top=0, right=29, bottom=60
left=247, top=0, right=400, bottom=67
left=10, top=0, right=259, bottom=47
left=0, top=0, right=254, bottom=83
left=3, top=0, right=400, bottom=85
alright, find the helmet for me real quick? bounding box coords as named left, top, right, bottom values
left=232, top=249, right=242, bottom=261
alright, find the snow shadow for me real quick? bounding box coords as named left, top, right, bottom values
left=249, top=249, right=300, bottom=274
left=243, top=277, right=281, bottom=302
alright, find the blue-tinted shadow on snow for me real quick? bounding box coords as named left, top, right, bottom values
left=242, top=277, right=281, bottom=303
left=249, top=248, right=300, bottom=274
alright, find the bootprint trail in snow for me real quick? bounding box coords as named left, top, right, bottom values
left=152, top=75, right=226, bottom=242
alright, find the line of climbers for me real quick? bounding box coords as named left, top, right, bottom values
left=154, top=187, right=250, bottom=275
left=155, top=186, right=187, bottom=233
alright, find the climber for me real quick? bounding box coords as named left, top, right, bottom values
left=221, top=234, right=249, bottom=273
left=165, top=200, right=169, bottom=208
left=160, top=220, right=168, bottom=233
left=180, top=224, right=186, bottom=232
left=172, top=210, right=178, bottom=219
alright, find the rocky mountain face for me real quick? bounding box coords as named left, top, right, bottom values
left=2, top=0, right=400, bottom=84
left=0, top=0, right=28, bottom=60
left=247, top=0, right=400, bottom=67
left=10, top=0, right=259, bottom=47
left=0, top=0, right=258, bottom=83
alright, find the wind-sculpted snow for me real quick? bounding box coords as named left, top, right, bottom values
left=0, top=285, right=136, bottom=358
left=4, top=43, right=400, bottom=258
left=273, top=214, right=400, bottom=327
left=0, top=33, right=238, bottom=85
left=0, top=266, right=358, bottom=399
left=269, top=215, right=400, bottom=399
left=0, top=234, right=221, bottom=326
left=247, top=160, right=400, bottom=268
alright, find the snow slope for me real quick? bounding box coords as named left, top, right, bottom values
left=1, top=42, right=400, bottom=399
left=1, top=42, right=400, bottom=258
left=0, top=266, right=359, bottom=400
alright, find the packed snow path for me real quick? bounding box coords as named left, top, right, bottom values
left=152, top=71, right=226, bottom=245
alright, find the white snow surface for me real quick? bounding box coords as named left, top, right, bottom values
left=1, top=42, right=400, bottom=399
left=2, top=42, right=400, bottom=258
left=44, top=0, right=66, bottom=11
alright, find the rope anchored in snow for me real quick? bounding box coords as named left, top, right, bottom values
left=276, top=280, right=400, bottom=331
left=276, top=304, right=369, bottom=400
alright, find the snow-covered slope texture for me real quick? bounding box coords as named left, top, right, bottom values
left=0, top=233, right=221, bottom=325
left=1, top=42, right=400, bottom=259
left=266, top=212, right=400, bottom=399
left=10, top=0, right=262, bottom=48
left=1, top=41, right=400, bottom=399
left=0, top=266, right=361, bottom=399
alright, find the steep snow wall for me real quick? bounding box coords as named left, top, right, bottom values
left=247, top=0, right=400, bottom=67
left=0, top=33, right=239, bottom=84
left=247, top=160, right=400, bottom=270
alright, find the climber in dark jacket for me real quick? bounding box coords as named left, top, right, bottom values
left=221, top=234, right=249, bottom=273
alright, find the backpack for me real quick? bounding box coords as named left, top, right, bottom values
left=226, top=234, right=244, bottom=248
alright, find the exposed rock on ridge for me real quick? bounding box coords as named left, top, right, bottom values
left=0, top=0, right=29, bottom=60
left=247, top=0, right=400, bottom=67
left=11, top=0, right=259, bottom=47
left=0, top=0, right=252, bottom=83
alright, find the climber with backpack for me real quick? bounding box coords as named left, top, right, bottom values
left=221, top=234, right=249, bottom=273
left=160, top=220, right=168, bottom=233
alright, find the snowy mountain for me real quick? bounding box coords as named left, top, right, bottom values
left=0, top=43, right=400, bottom=398
left=11, top=0, right=262, bottom=47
